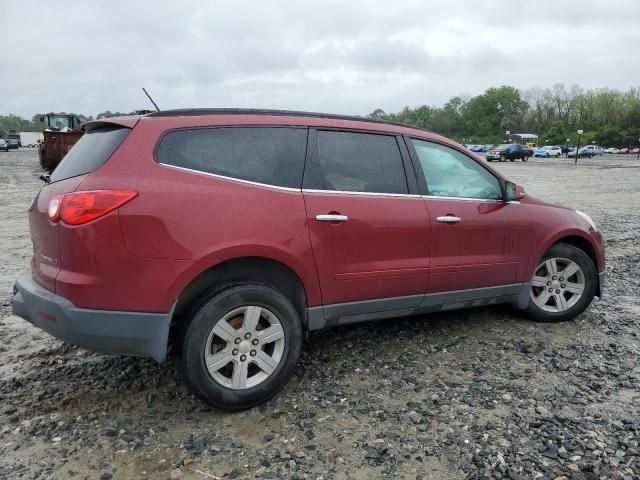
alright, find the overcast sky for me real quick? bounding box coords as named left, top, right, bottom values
left=2, top=0, right=639, bottom=118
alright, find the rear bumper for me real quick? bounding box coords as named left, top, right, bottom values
left=11, top=272, right=172, bottom=362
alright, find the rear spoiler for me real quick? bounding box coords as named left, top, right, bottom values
left=81, top=116, right=141, bottom=133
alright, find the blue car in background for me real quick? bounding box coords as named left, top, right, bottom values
left=469, top=144, right=484, bottom=152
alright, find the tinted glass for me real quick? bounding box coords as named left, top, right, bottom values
left=411, top=139, right=502, bottom=200
left=316, top=131, right=407, bottom=194
left=50, top=127, right=130, bottom=182
left=155, top=127, right=307, bottom=188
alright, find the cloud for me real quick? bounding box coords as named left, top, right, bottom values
left=1, top=0, right=639, bottom=118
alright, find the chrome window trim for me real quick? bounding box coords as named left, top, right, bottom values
left=422, top=194, right=504, bottom=203
left=302, top=188, right=421, bottom=198
left=157, top=166, right=509, bottom=201
left=158, top=163, right=302, bottom=193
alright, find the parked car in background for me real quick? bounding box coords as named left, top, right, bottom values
left=486, top=143, right=529, bottom=162
left=604, top=148, right=619, bottom=154
left=11, top=109, right=605, bottom=410
left=533, top=146, right=562, bottom=158
left=630, top=148, right=640, bottom=155
left=0, top=139, right=8, bottom=152
left=568, top=147, right=595, bottom=158
left=469, top=144, right=484, bottom=152
left=6, top=139, right=19, bottom=149
left=582, top=145, right=604, bottom=156
left=618, top=148, right=629, bottom=154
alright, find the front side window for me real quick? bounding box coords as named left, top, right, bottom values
left=155, top=127, right=307, bottom=188
left=411, top=139, right=502, bottom=200
left=316, top=130, right=408, bottom=194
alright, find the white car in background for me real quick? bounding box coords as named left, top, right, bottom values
left=605, top=147, right=619, bottom=154
left=546, top=145, right=562, bottom=157
left=533, top=145, right=562, bottom=158
left=0, top=139, right=9, bottom=152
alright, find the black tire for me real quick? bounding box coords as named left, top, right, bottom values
left=522, top=155, right=528, bottom=162
left=500, top=155, right=506, bottom=162
left=487, top=158, right=493, bottom=162
left=176, top=283, right=303, bottom=410
left=509, top=158, right=515, bottom=162
left=525, top=243, right=597, bottom=323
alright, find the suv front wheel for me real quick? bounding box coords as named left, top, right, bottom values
left=176, top=283, right=303, bottom=410
left=526, top=243, right=597, bottom=322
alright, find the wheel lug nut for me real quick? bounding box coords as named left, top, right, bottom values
left=561, top=284, right=566, bottom=288
left=250, top=350, right=256, bottom=356
left=232, top=349, right=238, bottom=355
left=234, top=338, right=241, bottom=344
left=546, top=281, right=551, bottom=286
left=559, top=277, right=564, bottom=281
left=252, top=339, right=259, bottom=345
left=244, top=333, right=251, bottom=339
left=552, top=276, right=557, bottom=280
left=240, top=355, right=246, bottom=361
left=556, top=289, right=561, bottom=294
left=548, top=288, right=553, bottom=292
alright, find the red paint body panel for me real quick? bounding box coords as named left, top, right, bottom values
left=303, top=192, right=429, bottom=305
left=425, top=198, right=522, bottom=292
left=26, top=112, right=605, bottom=319
left=28, top=175, right=87, bottom=292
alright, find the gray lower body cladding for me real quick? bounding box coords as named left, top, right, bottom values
left=11, top=272, right=172, bottom=362
left=306, top=283, right=527, bottom=331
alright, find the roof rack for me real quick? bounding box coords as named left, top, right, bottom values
left=146, top=108, right=434, bottom=134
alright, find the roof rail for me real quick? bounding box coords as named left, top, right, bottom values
left=146, top=108, right=434, bottom=134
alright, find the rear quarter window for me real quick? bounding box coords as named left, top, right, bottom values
left=155, top=127, right=308, bottom=189
left=50, top=127, right=131, bottom=182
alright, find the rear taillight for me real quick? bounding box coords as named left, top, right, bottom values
left=48, top=190, right=138, bottom=225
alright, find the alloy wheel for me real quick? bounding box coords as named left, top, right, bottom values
left=530, top=257, right=585, bottom=312
left=204, top=306, right=285, bottom=389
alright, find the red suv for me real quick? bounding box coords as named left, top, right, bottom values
left=12, top=109, right=605, bottom=410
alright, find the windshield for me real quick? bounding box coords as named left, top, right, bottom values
left=47, top=115, right=71, bottom=130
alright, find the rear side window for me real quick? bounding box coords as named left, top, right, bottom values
left=50, top=127, right=131, bottom=182
left=155, top=127, right=307, bottom=188
left=315, top=130, right=408, bottom=194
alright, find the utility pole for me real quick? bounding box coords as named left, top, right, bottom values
left=575, top=130, right=583, bottom=164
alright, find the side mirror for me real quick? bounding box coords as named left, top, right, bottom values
left=505, top=181, right=525, bottom=201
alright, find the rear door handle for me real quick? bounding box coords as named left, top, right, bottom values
left=436, top=215, right=462, bottom=224
left=316, top=214, right=348, bottom=222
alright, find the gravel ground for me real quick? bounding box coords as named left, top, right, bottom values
left=0, top=150, right=638, bottom=480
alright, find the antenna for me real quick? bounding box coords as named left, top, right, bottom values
left=142, top=88, right=160, bottom=111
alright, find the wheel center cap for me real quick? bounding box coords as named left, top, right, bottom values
left=552, top=280, right=561, bottom=289
left=239, top=340, right=251, bottom=354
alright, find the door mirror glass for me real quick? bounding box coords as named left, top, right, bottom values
left=505, top=181, right=525, bottom=201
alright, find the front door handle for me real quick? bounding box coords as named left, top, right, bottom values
left=316, top=214, right=348, bottom=222
left=436, top=215, right=462, bottom=224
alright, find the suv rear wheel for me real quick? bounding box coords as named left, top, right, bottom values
left=176, top=283, right=303, bottom=410
left=526, top=243, right=596, bottom=322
